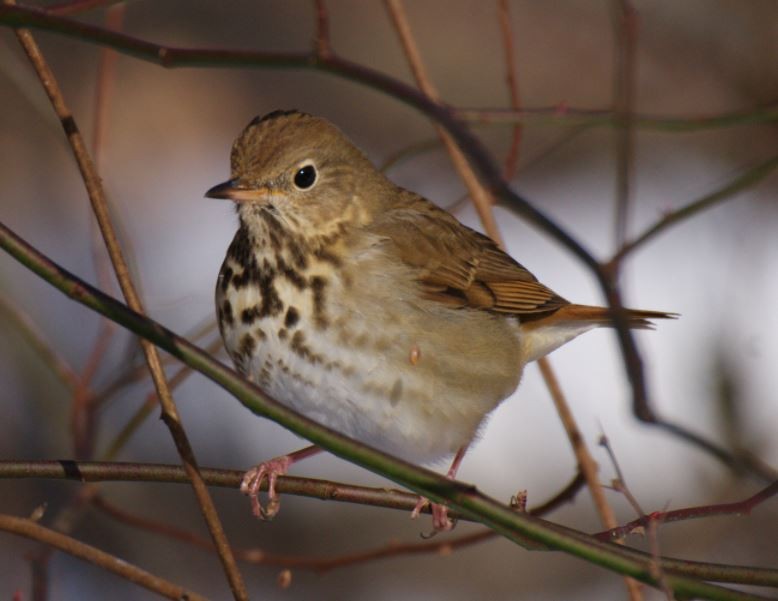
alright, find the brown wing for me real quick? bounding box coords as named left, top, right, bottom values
left=368, top=193, right=569, bottom=317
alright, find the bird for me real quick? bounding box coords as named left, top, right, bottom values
left=206, top=109, right=674, bottom=530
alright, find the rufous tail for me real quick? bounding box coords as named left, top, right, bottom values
left=529, top=304, right=678, bottom=331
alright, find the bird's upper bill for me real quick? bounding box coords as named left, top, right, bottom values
left=205, top=179, right=271, bottom=203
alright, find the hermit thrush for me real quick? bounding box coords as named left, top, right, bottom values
left=207, top=110, right=673, bottom=529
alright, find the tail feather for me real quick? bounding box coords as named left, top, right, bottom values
left=548, top=304, right=678, bottom=331
left=519, top=304, right=677, bottom=363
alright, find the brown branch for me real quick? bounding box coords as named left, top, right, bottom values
left=610, top=0, right=638, bottom=251
left=71, top=1, right=125, bottom=461
left=91, top=470, right=587, bottom=572
left=10, top=14, right=248, bottom=600
left=0, top=459, right=579, bottom=522
left=454, top=103, right=778, bottom=131
left=537, top=359, right=644, bottom=601
left=0, top=513, right=207, bottom=600
left=0, top=294, right=80, bottom=391
left=611, top=153, right=778, bottom=264
left=497, top=0, right=522, bottom=179
left=101, top=338, right=225, bottom=461
left=45, top=0, right=120, bottom=16
left=600, top=434, right=646, bottom=516
left=313, top=0, right=331, bottom=58
left=596, top=479, right=778, bottom=542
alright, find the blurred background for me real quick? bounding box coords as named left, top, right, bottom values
left=1, top=1, right=777, bottom=599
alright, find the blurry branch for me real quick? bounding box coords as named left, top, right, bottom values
left=611, top=153, right=778, bottom=264
left=0, top=294, right=80, bottom=391
left=0, top=513, right=207, bottom=601
left=610, top=0, right=638, bottom=251
left=313, top=0, right=331, bottom=58
left=10, top=14, right=247, bottom=599
left=3, top=224, right=775, bottom=599
left=45, top=0, right=120, bottom=16
left=596, top=479, right=778, bottom=544
left=91, top=315, right=219, bottom=410
left=72, top=1, right=125, bottom=460
left=496, top=0, right=522, bottom=179
left=101, top=338, right=225, bottom=462
left=537, top=359, right=643, bottom=600
left=454, top=104, right=778, bottom=131
left=379, top=136, right=442, bottom=172
left=600, top=434, right=646, bottom=517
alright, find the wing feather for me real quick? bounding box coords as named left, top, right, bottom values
left=367, top=193, right=569, bottom=317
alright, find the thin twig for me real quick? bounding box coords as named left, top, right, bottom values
left=101, top=338, right=225, bottom=462
left=611, top=0, right=638, bottom=251
left=0, top=294, right=79, bottom=391
left=596, top=479, right=778, bottom=542
left=0, top=460, right=588, bottom=523
left=497, top=0, right=522, bottom=179
left=313, top=0, right=331, bottom=58
left=537, top=359, right=644, bottom=601
left=10, top=17, right=248, bottom=600
left=46, top=0, right=120, bottom=16
left=600, top=434, right=645, bottom=516
left=71, top=1, right=125, bottom=461
left=453, top=103, right=778, bottom=131
left=611, top=153, right=778, bottom=263
left=0, top=514, right=207, bottom=601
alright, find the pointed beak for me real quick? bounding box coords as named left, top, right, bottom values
left=205, top=179, right=271, bottom=202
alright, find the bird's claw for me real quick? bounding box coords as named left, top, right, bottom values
left=411, top=496, right=456, bottom=534
left=240, top=456, right=292, bottom=520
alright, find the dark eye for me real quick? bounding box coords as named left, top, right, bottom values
left=293, top=164, right=317, bottom=190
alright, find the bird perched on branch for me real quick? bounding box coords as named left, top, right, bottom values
left=207, top=110, right=674, bottom=530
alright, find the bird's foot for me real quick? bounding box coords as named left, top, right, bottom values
left=411, top=496, right=455, bottom=534
left=240, top=455, right=292, bottom=520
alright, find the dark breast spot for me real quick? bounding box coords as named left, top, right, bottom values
left=239, top=332, right=256, bottom=358
left=284, top=306, right=300, bottom=328
left=290, top=330, right=323, bottom=364
left=219, top=266, right=233, bottom=293
left=241, top=306, right=259, bottom=324
left=309, top=276, right=329, bottom=329
left=314, top=247, right=342, bottom=268
left=221, top=299, right=234, bottom=327
left=256, top=260, right=284, bottom=318
left=276, top=256, right=307, bottom=290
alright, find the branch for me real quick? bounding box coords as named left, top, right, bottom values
left=0, top=513, right=207, bottom=601
left=10, top=12, right=247, bottom=598
left=612, top=153, right=778, bottom=263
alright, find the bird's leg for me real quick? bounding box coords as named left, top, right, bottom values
left=411, top=444, right=469, bottom=532
left=240, top=444, right=321, bottom=519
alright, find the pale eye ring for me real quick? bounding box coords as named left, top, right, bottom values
left=293, top=163, right=317, bottom=190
